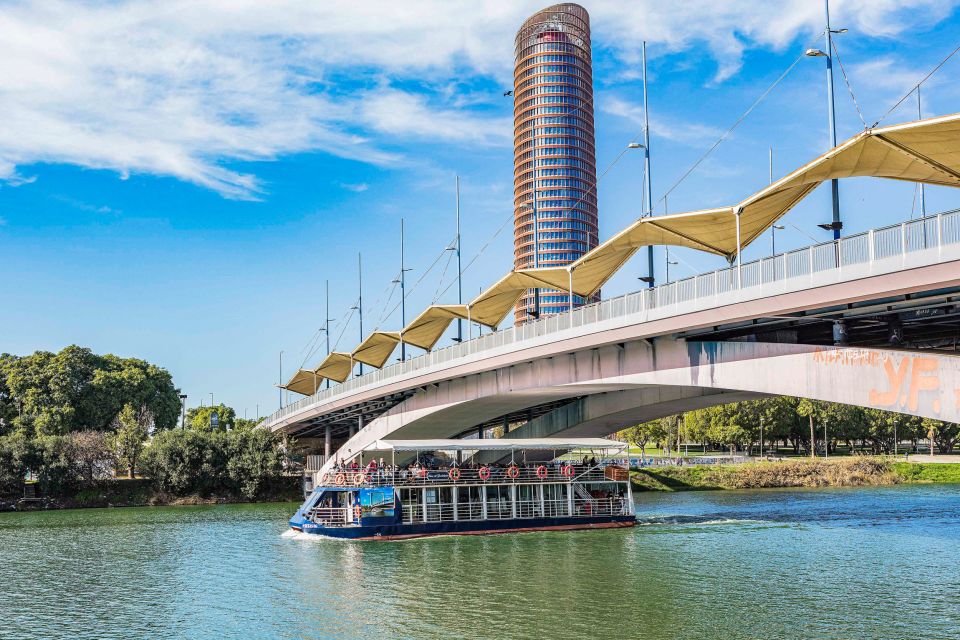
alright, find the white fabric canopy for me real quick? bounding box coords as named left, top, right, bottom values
left=281, top=113, right=960, bottom=396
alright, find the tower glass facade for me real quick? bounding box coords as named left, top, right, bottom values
left=513, top=3, right=598, bottom=322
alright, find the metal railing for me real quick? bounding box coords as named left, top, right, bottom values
left=307, top=507, right=351, bottom=525
left=398, top=497, right=627, bottom=525
left=268, top=210, right=960, bottom=428
left=316, top=464, right=615, bottom=488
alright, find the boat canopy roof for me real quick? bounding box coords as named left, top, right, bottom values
left=361, top=438, right=625, bottom=453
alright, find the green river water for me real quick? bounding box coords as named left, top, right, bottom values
left=2, top=484, right=959, bottom=640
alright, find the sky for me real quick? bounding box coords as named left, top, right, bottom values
left=3, top=0, right=960, bottom=420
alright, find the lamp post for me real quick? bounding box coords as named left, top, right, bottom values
left=641, top=41, right=655, bottom=287
left=324, top=280, right=332, bottom=388
left=278, top=350, right=283, bottom=410
left=771, top=225, right=785, bottom=256
left=179, top=394, right=187, bottom=429
left=665, top=249, right=678, bottom=284
left=805, top=1, right=846, bottom=240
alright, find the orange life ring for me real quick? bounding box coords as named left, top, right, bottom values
left=335, top=473, right=346, bottom=486
left=536, top=465, right=548, bottom=479
left=354, top=472, right=367, bottom=485
left=561, top=465, right=575, bottom=478
left=478, top=466, right=491, bottom=481
left=321, top=473, right=332, bottom=485
left=448, top=467, right=461, bottom=481
left=506, top=465, right=520, bottom=479
left=353, top=505, right=361, bottom=520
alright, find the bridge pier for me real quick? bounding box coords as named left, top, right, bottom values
left=324, top=425, right=331, bottom=460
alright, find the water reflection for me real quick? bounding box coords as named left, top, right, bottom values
left=2, top=485, right=960, bottom=639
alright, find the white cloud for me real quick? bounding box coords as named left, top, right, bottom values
left=359, top=89, right=511, bottom=146
left=601, top=95, right=724, bottom=146
left=339, top=182, right=369, bottom=193
left=0, top=0, right=955, bottom=198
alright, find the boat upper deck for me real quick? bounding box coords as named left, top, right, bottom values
left=319, top=461, right=629, bottom=489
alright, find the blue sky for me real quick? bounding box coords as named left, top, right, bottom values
left=3, top=0, right=960, bottom=419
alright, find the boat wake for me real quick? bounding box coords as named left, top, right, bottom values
left=635, top=515, right=765, bottom=527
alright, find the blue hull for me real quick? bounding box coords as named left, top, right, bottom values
left=290, top=514, right=635, bottom=540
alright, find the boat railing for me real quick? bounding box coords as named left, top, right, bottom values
left=400, top=496, right=628, bottom=524
left=318, top=464, right=624, bottom=488
left=307, top=507, right=352, bottom=525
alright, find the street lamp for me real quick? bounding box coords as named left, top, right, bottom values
left=771, top=224, right=785, bottom=255
left=805, top=0, right=846, bottom=241
left=665, top=250, right=678, bottom=284
left=179, top=394, right=187, bottom=429
left=628, top=140, right=652, bottom=285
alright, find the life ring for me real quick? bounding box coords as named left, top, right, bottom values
left=506, top=465, right=520, bottom=479
left=478, top=466, right=491, bottom=481
left=335, top=473, right=346, bottom=486
left=448, top=467, right=461, bottom=481
left=354, top=473, right=367, bottom=485
left=321, top=473, right=332, bottom=485
left=536, top=465, right=548, bottom=479
left=561, top=465, right=575, bottom=478
left=353, top=505, right=362, bottom=520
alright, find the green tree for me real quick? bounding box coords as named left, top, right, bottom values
left=2, top=346, right=180, bottom=436
left=110, top=404, right=148, bottom=478
left=0, top=432, right=35, bottom=497
left=224, top=429, right=283, bottom=499
left=623, top=420, right=667, bottom=456
left=186, top=403, right=236, bottom=431
left=924, top=418, right=960, bottom=454
left=142, top=429, right=218, bottom=495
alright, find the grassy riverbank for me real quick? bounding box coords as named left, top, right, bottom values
left=2, top=476, right=302, bottom=511
left=631, top=458, right=960, bottom=491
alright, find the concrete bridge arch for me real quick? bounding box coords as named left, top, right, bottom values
left=325, top=338, right=960, bottom=472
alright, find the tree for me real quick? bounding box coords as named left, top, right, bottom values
left=2, top=346, right=180, bottom=436
left=111, top=404, right=149, bottom=478
left=142, top=429, right=218, bottom=495
left=925, top=418, right=960, bottom=454
left=0, top=432, right=35, bottom=497
left=67, top=431, right=113, bottom=484
left=623, top=420, right=667, bottom=456
left=186, top=403, right=236, bottom=431
left=224, top=429, right=283, bottom=499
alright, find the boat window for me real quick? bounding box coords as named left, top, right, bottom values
left=359, top=487, right=395, bottom=517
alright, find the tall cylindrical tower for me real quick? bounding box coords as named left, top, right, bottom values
left=513, top=3, right=598, bottom=323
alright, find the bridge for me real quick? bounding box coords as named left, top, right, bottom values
left=265, top=115, right=960, bottom=472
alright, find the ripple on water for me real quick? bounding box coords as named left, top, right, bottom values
left=2, top=486, right=960, bottom=640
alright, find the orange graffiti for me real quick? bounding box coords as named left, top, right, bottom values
left=906, top=357, right=940, bottom=412
left=814, top=347, right=882, bottom=367
left=869, top=357, right=910, bottom=407
left=868, top=355, right=942, bottom=415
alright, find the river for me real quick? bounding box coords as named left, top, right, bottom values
left=2, top=484, right=959, bottom=640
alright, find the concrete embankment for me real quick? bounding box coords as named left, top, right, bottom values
left=631, top=458, right=960, bottom=491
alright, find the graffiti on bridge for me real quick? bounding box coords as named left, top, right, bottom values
left=813, top=348, right=954, bottom=416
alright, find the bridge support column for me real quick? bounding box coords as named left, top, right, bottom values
left=324, top=425, right=331, bottom=460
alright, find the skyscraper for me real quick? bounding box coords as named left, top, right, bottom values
left=513, top=3, right=598, bottom=322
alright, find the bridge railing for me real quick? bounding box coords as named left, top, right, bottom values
left=267, top=209, right=960, bottom=427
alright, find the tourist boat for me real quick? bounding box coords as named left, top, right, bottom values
left=289, top=438, right=635, bottom=540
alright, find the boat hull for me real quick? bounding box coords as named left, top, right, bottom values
left=291, top=514, right=635, bottom=540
